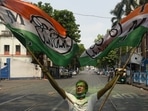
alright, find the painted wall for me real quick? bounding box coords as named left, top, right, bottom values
left=10, top=58, right=42, bottom=78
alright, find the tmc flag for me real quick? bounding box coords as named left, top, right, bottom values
left=0, top=0, right=79, bottom=66
left=79, top=4, right=148, bottom=66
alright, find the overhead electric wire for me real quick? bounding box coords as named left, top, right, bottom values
left=74, top=13, right=112, bottom=19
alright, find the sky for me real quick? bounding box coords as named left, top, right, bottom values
left=29, top=0, right=120, bottom=49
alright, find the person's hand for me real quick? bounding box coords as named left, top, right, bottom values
left=115, top=68, right=126, bottom=76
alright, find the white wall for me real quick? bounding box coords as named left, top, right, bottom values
left=0, top=36, right=27, bottom=55
left=0, top=24, right=6, bottom=34
left=0, top=24, right=42, bottom=78
left=10, top=59, right=42, bottom=78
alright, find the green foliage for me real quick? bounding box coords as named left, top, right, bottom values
left=98, top=49, right=118, bottom=69
left=94, top=33, right=119, bottom=68
left=53, top=9, right=81, bottom=42
left=77, top=44, right=85, bottom=57
left=69, top=44, right=85, bottom=69
left=35, top=2, right=53, bottom=16
left=94, top=34, right=103, bottom=43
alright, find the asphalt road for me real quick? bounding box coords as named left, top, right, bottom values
left=0, top=70, right=148, bottom=111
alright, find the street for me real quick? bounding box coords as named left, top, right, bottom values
left=0, top=69, right=148, bottom=111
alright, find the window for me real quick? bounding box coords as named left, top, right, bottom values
left=15, top=45, right=21, bottom=55
left=4, top=45, right=9, bottom=55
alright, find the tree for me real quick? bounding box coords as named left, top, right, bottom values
left=34, top=1, right=53, bottom=16
left=94, top=34, right=104, bottom=43
left=110, top=0, right=138, bottom=26
left=77, top=44, right=85, bottom=57
left=110, top=1, right=124, bottom=26
left=97, top=49, right=119, bottom=70
left=69, top=44, right=85, bottom=70
left=94, top=33, right=118, bottom=69
left=53, top=9, right=81, bottom=42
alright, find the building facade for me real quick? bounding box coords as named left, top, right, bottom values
left=0, top=23, right=42, bottom=79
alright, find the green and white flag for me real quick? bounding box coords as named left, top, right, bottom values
left=79, top=4, right=148, bottom=66
left=0, top=0, right=79, bottom=66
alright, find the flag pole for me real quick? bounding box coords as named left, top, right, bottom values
left=26, top=47, right=74, bottom=104
left=98, top=47, right=137, bottom=111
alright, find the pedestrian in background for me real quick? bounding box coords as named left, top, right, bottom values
left=108, top=69, right=114, bottom=82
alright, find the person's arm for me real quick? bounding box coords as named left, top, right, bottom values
left=44, top=70, right=74, bottom=104
left=97, top=68, right=125, bottom=99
